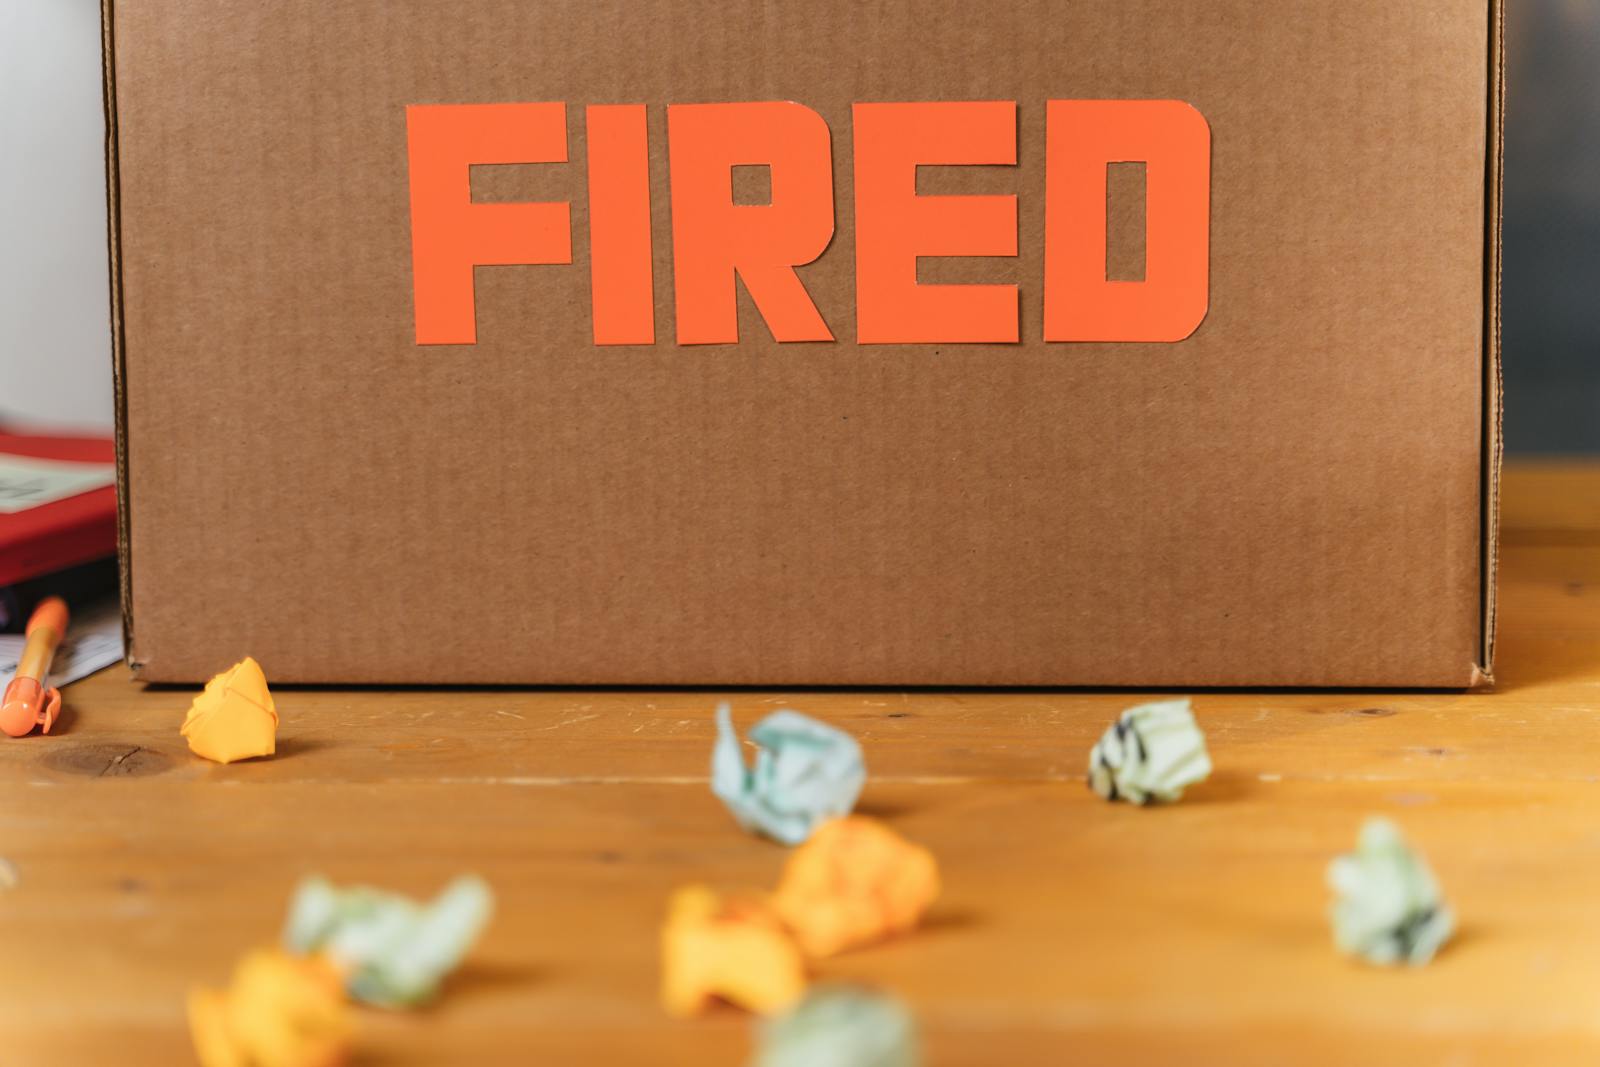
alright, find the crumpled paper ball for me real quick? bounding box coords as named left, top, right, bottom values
left=661, top=885, right=807, bottom=1017
left=1088, top=698, right=1212, bottom=805
left=282, top=874, right=494, bottom=1008
left=182, top=657, right=279, bottom=764
left=771, top=817, right=939, bottom=958
left=188, top=947, right=353, bottom=1067
left=752, top=986, right=922, bottom=1067
left=713, top=703, right=866, bottom=846
left=1328, top=817, right=1455, bottom=966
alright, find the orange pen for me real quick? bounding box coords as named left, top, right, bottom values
left=1, top=597, right=68, bottom=737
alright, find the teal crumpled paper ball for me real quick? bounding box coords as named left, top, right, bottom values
left=712, top=702, right=866, bottom=846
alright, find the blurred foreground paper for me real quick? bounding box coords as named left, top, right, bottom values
left=752, top=986, right=921, bottom=1067
left=189, top=947, right=352, bottom=1067
left=283, top=875, right=494, bottom=1008
left=1088, top=698, right=1212, bottom=805
left=772, top=817, right=939, bottom=958
left=1328, top=817, right=1454, bottom=966
left=713, top=703, right=866, bottom=846
left=661, top=885, right=807, bottom=1017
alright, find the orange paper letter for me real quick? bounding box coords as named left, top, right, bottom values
left=853, top=101, right=1019, bottom=344
left=1044, top=100, right=1211, bottom=343
left=407, top=102, right=573, bottom=346
left=667, top=102, right=835, bottom=344
left=586, top=104, right=655, bottom=345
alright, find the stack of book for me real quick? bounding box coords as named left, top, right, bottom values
left=0, top=429, right=118, bottom=633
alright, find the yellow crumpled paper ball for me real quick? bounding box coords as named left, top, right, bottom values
left=772, top=816, right=940, bottom=958
left=182, top=657, right=279, bottom=764
left=188, top=947, right=353, bottom=1067
left=660, top=885, right=807, bottom=1018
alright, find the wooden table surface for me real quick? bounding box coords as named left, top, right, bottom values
left=4, top=462, right=1599, bottom=1066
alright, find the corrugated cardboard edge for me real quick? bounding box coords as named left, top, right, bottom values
left=99, top=0, right=139, bottom=674
left=1476, top=0, right=1506, bottom=689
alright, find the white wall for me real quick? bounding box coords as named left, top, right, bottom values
left=0, top=0, right=113, bottom=433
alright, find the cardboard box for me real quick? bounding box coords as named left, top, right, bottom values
left=101, top=0, right=1504, bottom=686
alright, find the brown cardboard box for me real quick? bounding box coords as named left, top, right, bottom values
left=101, top=0, right=1504, bottom=686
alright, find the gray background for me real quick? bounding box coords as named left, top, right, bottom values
left=1504, top=0, right=1600, bottom=452
left=0, top=0, right=1593, bottom=452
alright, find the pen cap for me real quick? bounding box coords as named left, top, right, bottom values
left=26, top=597, right=69, bottom=640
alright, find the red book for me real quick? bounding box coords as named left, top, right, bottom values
left=0, top=431, right=118, bottom=588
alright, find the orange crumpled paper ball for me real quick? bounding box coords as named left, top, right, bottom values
left=771, top=816, right=940, bottom=958
left=660, top=885, right=807, bottom=1017
left=188, top=947, right=352, bottom=1067
left=181, top=657, right=279, bottom=764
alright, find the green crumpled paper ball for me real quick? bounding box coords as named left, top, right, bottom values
left=1328, top=817, right=1454, bottom=966
left=752, top=986, right=920, bottom=1067
left=282, top=874, right=494, bottom=1008
left=1088, top=698, right=1212, bottom=805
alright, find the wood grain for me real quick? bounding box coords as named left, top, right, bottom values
left=3, top=462, right=1598, bottom=1065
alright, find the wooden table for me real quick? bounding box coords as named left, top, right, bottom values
left=5, top=462, right=1599, bottom=1066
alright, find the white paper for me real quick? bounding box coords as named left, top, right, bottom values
left=0, top=598, right=123, bottom=687
left=0, top=453, right=116, bottom=514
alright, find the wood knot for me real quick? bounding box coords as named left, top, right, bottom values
left=43, top=744, right=174, bottom=779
